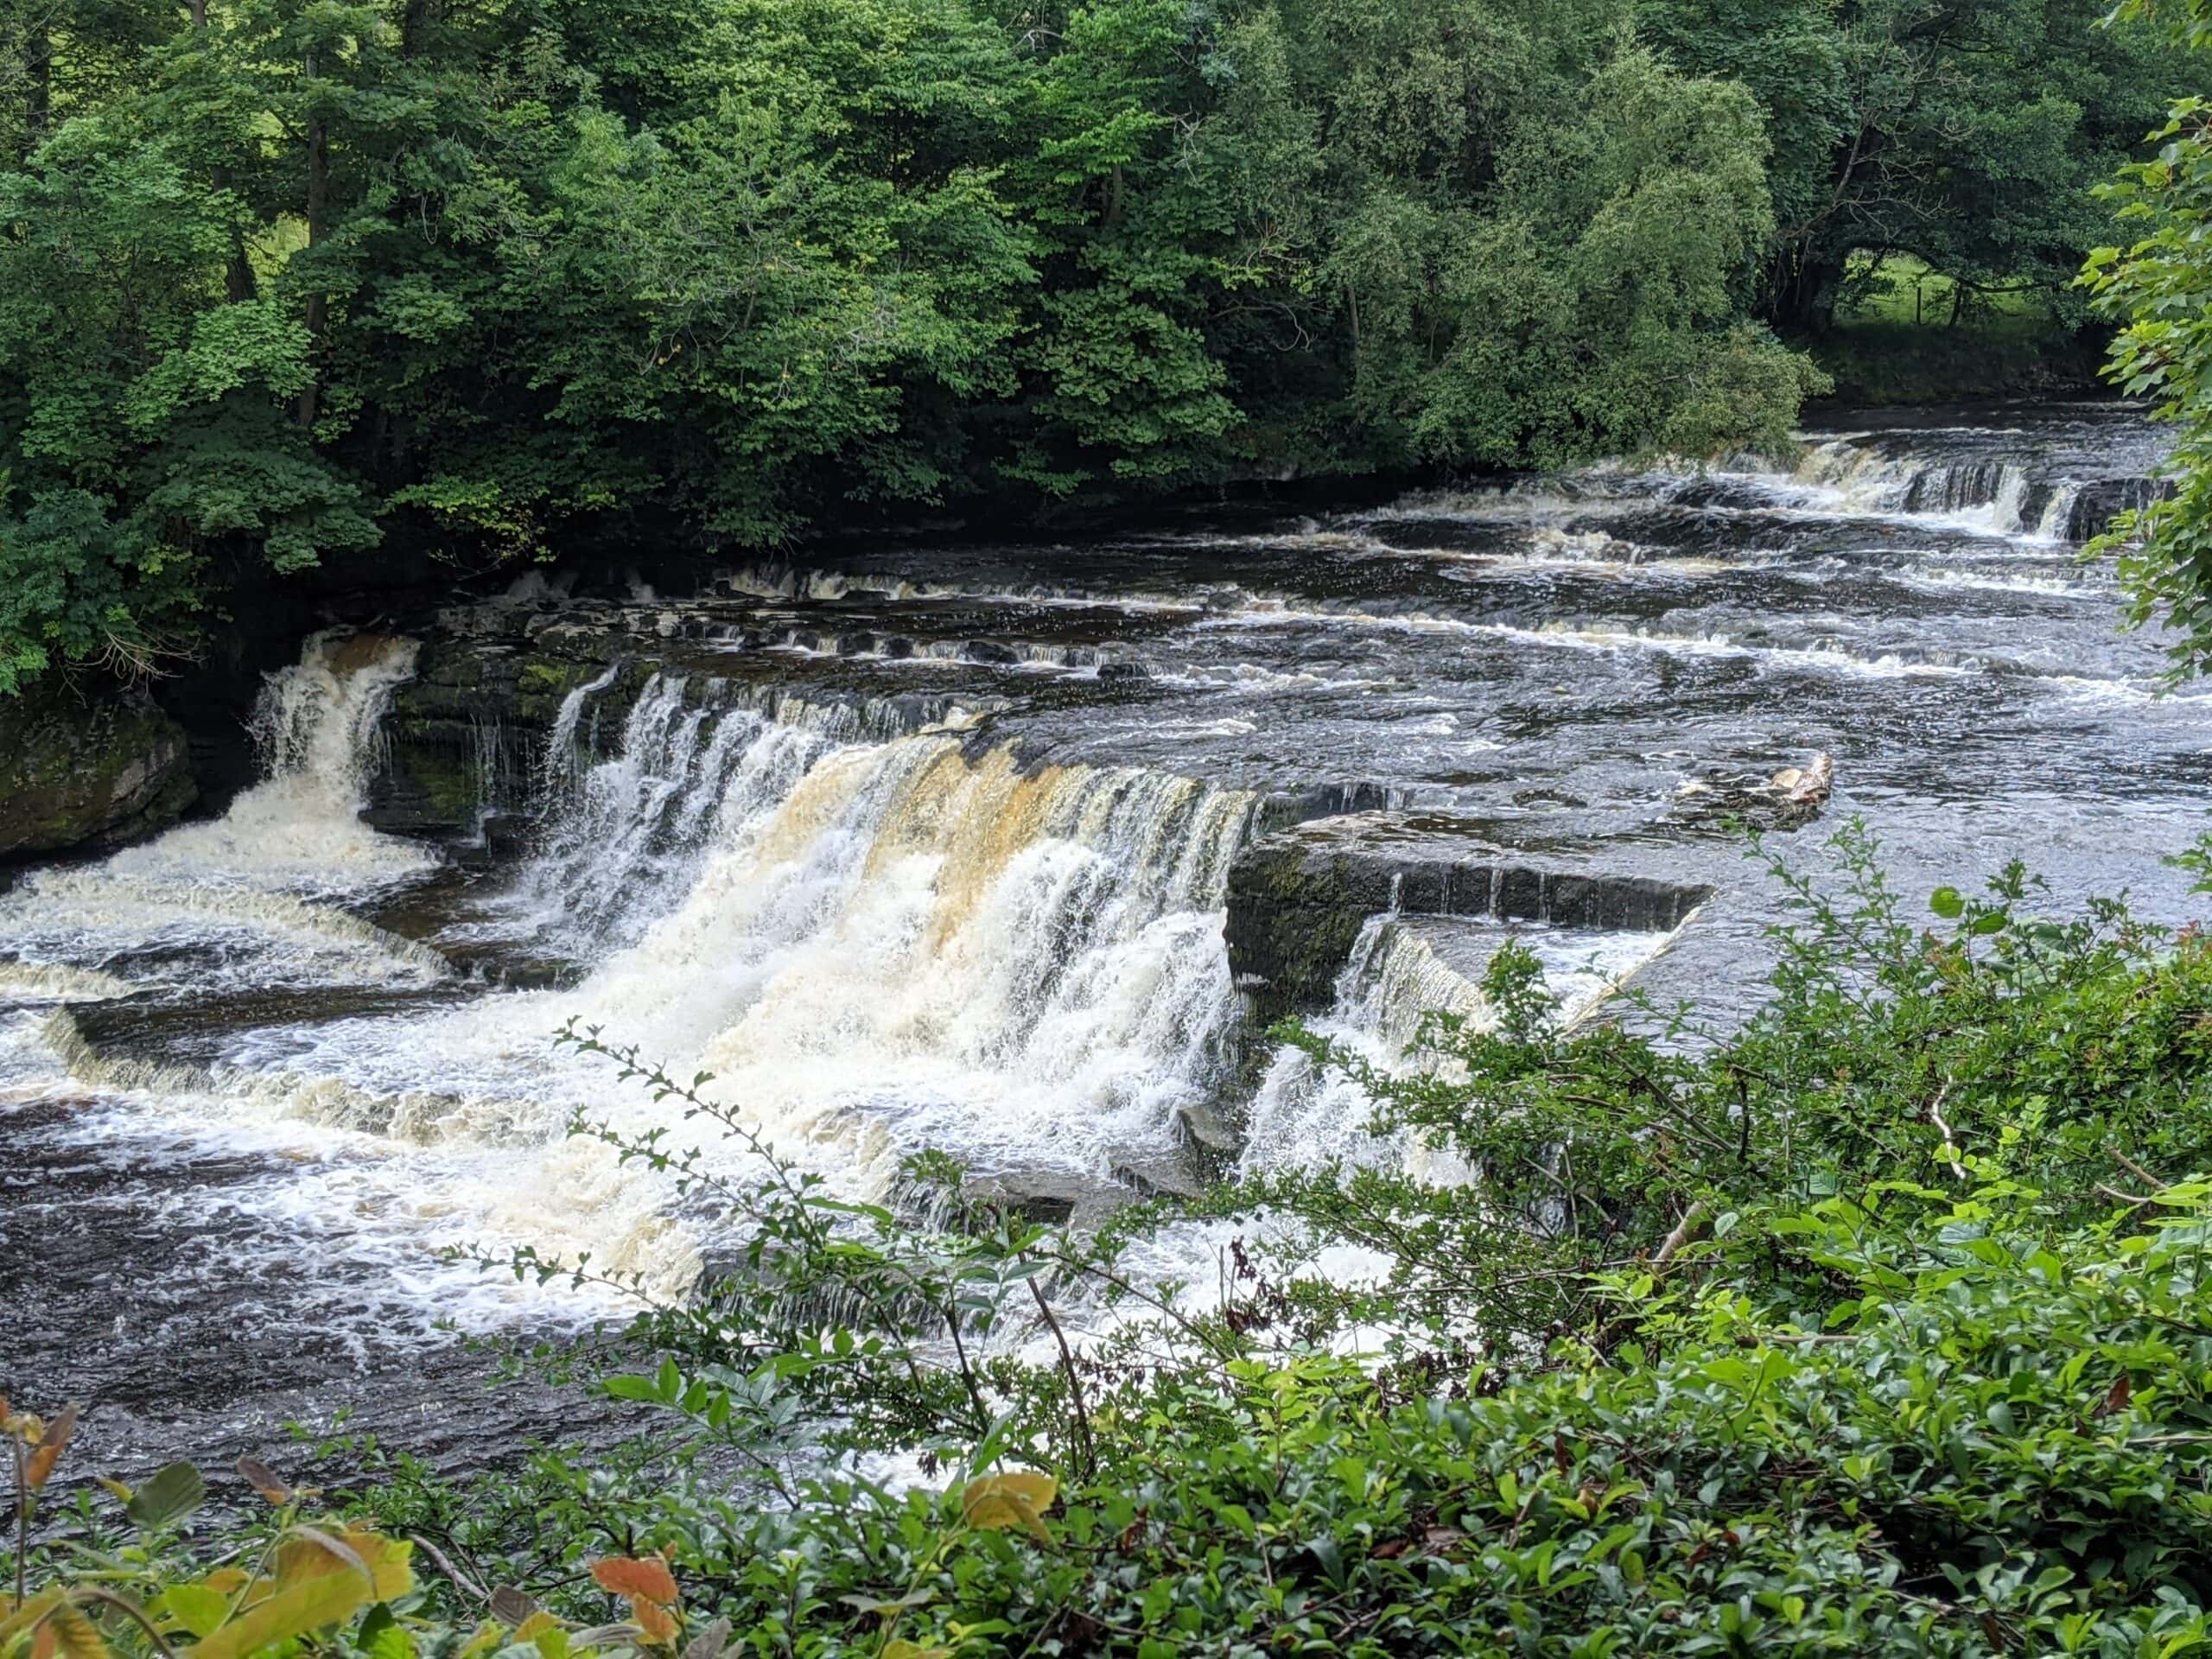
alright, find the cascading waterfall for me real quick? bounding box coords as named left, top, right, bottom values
left=0, top=632, right=440, bottom=996
left=1238, top=918, right=1489, bottom=1179
left=115, top=632, right=433, bottom=891
left=1238, top=917, right=1677, bottom=1181
left=529, top=737, right=1262, bottom=1190
left=122, top=698, right=1266, bottom=1306
left=506, top=677, right=839, bottom=954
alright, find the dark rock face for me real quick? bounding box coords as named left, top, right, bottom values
left=1224, top=812, right=1712, bottom=1027
left=0, top=678, right=197, bottom=859
left=2067, top=478, right=2172, bottom=543
left=361, top=622, right=648, bottom=848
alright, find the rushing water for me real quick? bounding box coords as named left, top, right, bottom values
left=2, top=402, right=2204, bottom=1468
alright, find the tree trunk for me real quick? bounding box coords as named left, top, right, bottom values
left=1767, top=244, right=1840, bottom=338
left=401, top=0, right=438, bottom=59
left=295, top=48, right=328, bottom=432
left=23, top=17, right=50, bottom=158
left=227, top=234, right=257, bottom=303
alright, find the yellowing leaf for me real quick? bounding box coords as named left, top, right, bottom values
left=274, top=1528, right=414, bottom=1602
left=959, top=1472, right=1058, bottom=1541
left=93, top=1480, right=131, bottom=1505
left=200, top=1573, right=250, bottom=1598
left=588, top=1559, right=677, bottom=1606
left=36, top=1604, right=100, bottom=1659
left=631, top=1601, right=679, bottom=1646
left=881, top=1643, right=950, bottom=1659
left=157, top=1586, right=232, bottom=1640
left=187, top=1568, right=371, bottom=1659
left=457, top=1622, right=505, bottom=1659
left=512, top=1613, right=562, bottom=1643
left=0, top=1592, right=63, bottom=1651
left=24, top=1407, right=78, bottom=1493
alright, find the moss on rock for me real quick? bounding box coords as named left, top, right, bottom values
left=0, top=679, right=197, bottom=858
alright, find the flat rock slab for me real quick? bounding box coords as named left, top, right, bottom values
left=1224, top=811, right=1713, bottom=1027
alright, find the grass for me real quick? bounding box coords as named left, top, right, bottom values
left=1806, top=250, right=2104, bottom=405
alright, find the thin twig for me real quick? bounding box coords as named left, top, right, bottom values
left=1027, top=1277, right=1096, bottom=1481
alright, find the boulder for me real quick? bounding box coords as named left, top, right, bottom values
left=0, top=677, right=197, bottom=859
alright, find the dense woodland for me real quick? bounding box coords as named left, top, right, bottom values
left=0, top=0, right=2194, bottom=689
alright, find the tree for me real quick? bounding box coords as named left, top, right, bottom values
left=1645, top=0, right=2190, bottom=332
left=2080, top=2, right=2212, bottom=675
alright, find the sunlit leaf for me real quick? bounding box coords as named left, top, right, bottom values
left=185, top=1570, right=370, bottom=1659
left=959, top=1472, right=1058, bottom=1541
left=275, top=1528, right=413, bottom=1602
left=587, top=1559, right=677, bottom=1606
left=157, top=1586, right=231, bottom=1640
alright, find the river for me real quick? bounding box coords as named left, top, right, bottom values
left=1, top=401, right=2202, bottom=1472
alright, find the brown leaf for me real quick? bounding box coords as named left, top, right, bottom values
left=588, top=1557, right=677, bottom=1606
left=236, top=1457, right=292, bottom=1506
left=631, top=1599, right=678, bottom=1645
left=2094, top=1375, right=2133, bottom=1419
left=24, top=1406, right=79, bottom=1493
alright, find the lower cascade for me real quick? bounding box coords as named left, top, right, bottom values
left=2, top=400, right=2205, bottom=1466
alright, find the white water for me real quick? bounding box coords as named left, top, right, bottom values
left=1240, top=917, right=1669, bottom=1179
left=8, top=408, right=2187, bottom=1439
left=0, top=634, right=440, bottom=995
left=3, top=644, right=1267, bottom=1328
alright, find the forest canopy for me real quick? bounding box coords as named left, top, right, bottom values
left=0, top=0, right=2187, bottom=689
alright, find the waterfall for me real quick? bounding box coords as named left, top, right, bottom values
left=1238, top=918, right=1489, bottom=1179
left=555, top=739, right=1262, bottom=1185
left=111, top=632, right=433, bottom=892
left=1236, top=918, right=1676, bottom=1181
left=540, top=662, right=623, bottom=807
left=507, top=677, right=837, bottom=954
left=0, top=631, right=439, bottom=996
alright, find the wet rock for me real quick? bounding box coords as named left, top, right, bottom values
left=1224, top=812, right=1711, bottom=1027
left=363, top=631, right=640, bottom=842
left=1673, top=751, right=1834, bottom=834
left=0, top=677, right=197, bottom=859
left=2066, top=477, right=2172, bottom=543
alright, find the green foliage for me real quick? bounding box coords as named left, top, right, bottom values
left=2080, top=3, right=2212, bottom=677
left=0, top=0, right=1848, bottom=690
left=1643, top=0, right=2189, bottom=334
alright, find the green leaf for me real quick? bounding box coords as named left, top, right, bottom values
left=157, top=1586, right=232, bottom=1640
left=127, top=1462, right=207, bottom=1530
left=1930, top=887, right=1965, bottom=920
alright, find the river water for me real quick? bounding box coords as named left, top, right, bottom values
left=2, top=402, right=2203, bottom=1470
